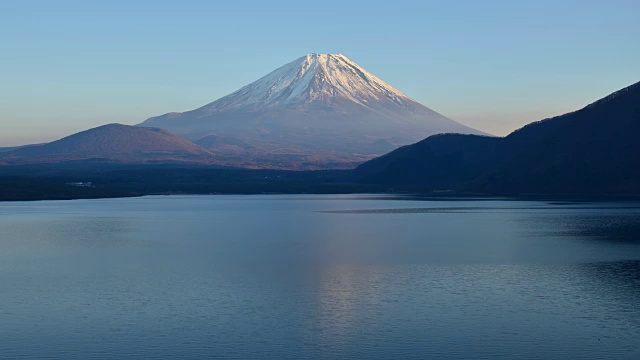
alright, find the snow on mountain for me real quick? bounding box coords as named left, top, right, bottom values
left=204, top=53, right=410, bottom=112
left=140, top=53, right=486, bottom=170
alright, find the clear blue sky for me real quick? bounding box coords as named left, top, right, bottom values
left=1, top=0, right=638, bottom=146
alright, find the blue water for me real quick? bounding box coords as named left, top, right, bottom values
left=1, top=195, right=640, bottom=359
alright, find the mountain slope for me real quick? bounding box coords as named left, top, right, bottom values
left=140, top=53, right=485, bottom=169
left=1, top=124, right=216, bottom=165
left=355, top=81, right=640, bottom=195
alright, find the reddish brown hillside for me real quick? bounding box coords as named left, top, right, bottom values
left=3, top=124, right=216, bottom=164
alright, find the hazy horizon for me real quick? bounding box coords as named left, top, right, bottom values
left=1, top=0, right=639, bottom=146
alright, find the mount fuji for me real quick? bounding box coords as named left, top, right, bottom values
left=140, top=53, right=486, bottom=169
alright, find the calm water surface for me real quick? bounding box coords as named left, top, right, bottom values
left=1, top=195, right=640, bottom=359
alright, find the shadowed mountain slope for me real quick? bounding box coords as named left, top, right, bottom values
left=1, top=124, right=216, bottom=165
left=355, top=81, right=640, bottom=195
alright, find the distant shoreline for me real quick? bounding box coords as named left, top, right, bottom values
left=3, top=190, right=640, bottom=203
left=2, top=163, right=640, bottom=203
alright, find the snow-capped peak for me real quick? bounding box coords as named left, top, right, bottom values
left=203, top=53, right=414, bottom=112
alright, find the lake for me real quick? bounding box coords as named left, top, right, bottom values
left=1, top=195, right=640, bottom=359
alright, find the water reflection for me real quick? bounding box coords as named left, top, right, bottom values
left=1, top=196, right=640, bottom=359
left=0, top=217, right=133, bottom=255
left=532, top=214, right=640, bottom=244
left=578, top=261, right=640, bottom=312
